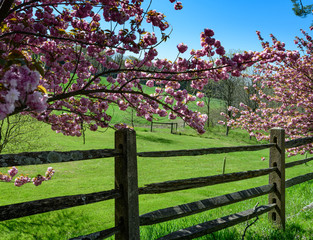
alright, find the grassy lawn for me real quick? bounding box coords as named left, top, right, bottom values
left=0, top=124, right=312, bottom=239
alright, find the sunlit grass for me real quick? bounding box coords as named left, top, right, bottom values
left=0, top=124, right=312, bottom=239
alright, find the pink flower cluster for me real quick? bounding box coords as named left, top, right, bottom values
left=0, top=174, right=12, bottom=182
left=146, top=10, right=169, bottom=31
left=0, top=166, right=55, bottom=187
left=177, top=43, right=188, bottom=53
left=0, top=166, right=18, bottom=182
left=0, top=65, right=47, bottom=119
left=32, top=175, right=47, bottom=186
left=174, top=2, right=183, bottom=10
left=14, top=175, right=31, bottom=187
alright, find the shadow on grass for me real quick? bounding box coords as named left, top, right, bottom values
left=136, top=133, right=174, bottom=144
left=1, top=211, right=311, bottom=240
left=0, top=209, right=97, bottom=240
left=141, top=221, right=313, bottom=240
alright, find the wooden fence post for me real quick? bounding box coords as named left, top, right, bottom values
left=268, top=127, right=286, bottom=229
left=115, top=129, right=140, bottom=240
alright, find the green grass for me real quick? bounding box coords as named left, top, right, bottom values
left=0, top=124, right=312, bottom=239
left=99, top=78, right=226, bottom=126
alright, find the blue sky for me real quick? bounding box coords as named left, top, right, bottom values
left=145, top=0, right=313, bottom=60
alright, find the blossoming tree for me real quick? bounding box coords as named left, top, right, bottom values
left=0, top=0, right=269, bottom=138
left=223, top=30, right=313, bottom=156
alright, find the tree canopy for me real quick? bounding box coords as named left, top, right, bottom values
left=291, top=0, right=313, bottom=17
left=0, top=0, right=272, bottom=136
left=224, top=30, right=313, bottom=156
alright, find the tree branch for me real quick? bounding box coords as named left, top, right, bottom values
left=0, top=0, right=14, bottom=24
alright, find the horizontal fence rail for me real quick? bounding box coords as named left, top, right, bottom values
left=285, top=136, right=313, bottom=149
left=286, top=172, right=313, bottom=188
left=0, top=189, right=120, bottom=221
left=286, top=156, right=313, bottom=168
left=0, top=149, right=119, bottom=167
left=157, top=204, right=277, bottom=240
left=140, top=184, right=274, bottom=226
left=70, top=225, right=121, bottom=240
left=138, top=143, right=276, bottom=158
left=139, top=167, right=277, bottom=194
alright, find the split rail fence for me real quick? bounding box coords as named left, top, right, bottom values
left=0, top=127, right=313, bottom=239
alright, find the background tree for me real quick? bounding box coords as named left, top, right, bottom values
left=217, top=75, right=245, bottom=136
left=291, top=0, right=313, bottom=17
left=0, top=114, right=48, bottom=153
left=225, top=30, right=313, bottom=156
left=200, top=79, right=219, bottom=128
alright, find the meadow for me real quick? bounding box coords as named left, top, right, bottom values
left=0, top=121, right=312, bottom=239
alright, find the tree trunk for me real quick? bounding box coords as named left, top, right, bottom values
left=131, top=109, right=134, bottom=128
left=226, top=126, right=230, bottom=136
left=226, top=110, right=231, bottom=136
left=206, top=99, right=211, bottom=128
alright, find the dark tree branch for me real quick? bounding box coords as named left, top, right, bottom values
left=0, top=0, right=14, bottom=24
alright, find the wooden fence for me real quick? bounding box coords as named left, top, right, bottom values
left=150, top=122, right=178, bottom=134
left=0, top=127, right=313, bottom=239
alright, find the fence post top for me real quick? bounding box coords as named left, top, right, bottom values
left=115, top=128, right=136, bottom=134
left=270, top=127, right=284, bottom=131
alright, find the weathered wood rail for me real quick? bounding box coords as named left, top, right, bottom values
left=138, top=167, right=277, bottom=194
left=139, top=184, right=275, bottom=226
left=0, top=189, right=120, bottom=221
left=138, top=143, right=275, bottom=157
left=0, top=127, right=312, bottom=240
left=156, top=204, right=277, bottom=240
left=0, top=149, right=119, bottom=167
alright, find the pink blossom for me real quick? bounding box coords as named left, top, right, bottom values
left=146, top=80, right=154, bottom=87
left=5, top=89, right=20, bottom=103
left=214, top=40, right=221, bottom=48
left=197, top=101, right=205, bottom=107
left=90, top=124, right=98, bottom=131
left=26, top=92, right=47, bottom=112
left=169, top=112, right=177, bottom=120
left=106, top=49, right=115, bottom=56
left=196, top=92, right=204, bottom=98
left=218, top=120, right=225, bottom=125
left=204, top=29, right=215, bottom=37
left=157, top=109, right=167, bottom=117
left=45, top=167, right=55, bottom=180
left=177, top=43, right=188, bottom=53
left=216, top=46, right=225, bottom=56
left=215, top=59, right=223, bottom=66
left=0, top=172, right=11, bottom=182
left=14, top=175, right=31, bottom=187
left=32, top=175, right=46, bottom=186
left=8, top=166, right=18, bottom=177
left=174, top=2, right=183, bottom=10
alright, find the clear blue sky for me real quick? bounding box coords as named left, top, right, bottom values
left=145, top=0, right=313, bottom=60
